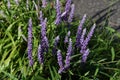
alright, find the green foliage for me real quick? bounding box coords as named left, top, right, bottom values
left=0, top=0, right=120, bottom=80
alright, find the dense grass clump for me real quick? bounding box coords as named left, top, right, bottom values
left=0, top=0, right=120, bottom=80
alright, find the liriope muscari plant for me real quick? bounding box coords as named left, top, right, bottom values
left=26, top=0, right=96, bottom=74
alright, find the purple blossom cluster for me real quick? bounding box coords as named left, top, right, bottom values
left=57, top=38, right=72, bottom=74
left=55, top=0, right=62, bottom=25
left=37, top=11, right=49, bottom=64
left=68, top=4, right=75, bottom=23
left=80, top=24, right=96, bottom=62
left=55, top=0, right=75, bottom=25
left=75, top=14, right=96, bottom=62
left=76, top=14, right=87, bottom=48
left=26, top=0, right=96, bottom=74
left=27, top=18, right=34, bottom=66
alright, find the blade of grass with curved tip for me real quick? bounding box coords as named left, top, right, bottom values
left=111, top=47, right=115, bottom=61
left=94, top=67, right=99, bottom=77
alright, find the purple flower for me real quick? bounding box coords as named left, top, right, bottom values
left=42, top=0, right=47, bottom=8
left=84, top=24, right=96, bottom=46
left=68, top=4, right=75, bottom=23
left=39, top=11, right=43, bottom=23
left=41, top=18, right=47, bottom=38
left=80, top=28, right=86, bottom=45
left=57, top=50, right=64, bottom=69
left=80, top=24, right=96, bottom=53
left=58, top=68, right=65, bottom=74
left=57, top=50, right=65, bottom=74
left=7, top=0, right=11, bottom=9
left=64, top=31, right=71, bottom=43
left=62, top=0, right=71, bottom=21
left=28, top=18, right=34, bottom=66
left=81, top=49, right=90, bottom=62
left=64, top=38, right=72, bottom=69
left=41, top=36, right=49, bottom=53
left=38, top=44, right=44, bottom=64
left=76, top=14, right=87, bottom=48
left=80, top=24, right=96, bottom=63
left=52, top=36, right=60, bottom=54
left=65, top=0, right=72, bottom=14
left=55, top=0, right=61, bottom=25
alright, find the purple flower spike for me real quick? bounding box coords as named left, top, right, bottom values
left=57, top=50, right=64, bottom=69
left=65, top=0, right=72, bottom=14
left=57, top=50, right=64, bottom=74
left=55, top=0, right=61, bottom=25
left=68, top=4, right=75, bottom=23
left=64, top=38, right=72, bottom=69
left=7, top=0, right=11, bottom=9
left=41, top=18, right=47, bottom=38
left=80, top=28, right=86, bottom=45
left=41, top=36, right=49, bottom=53
left=80, top=24, right=96, bottom=55
left=76, top=14, right=87, bottom=48
left=62, top=0, right=71, bottom=21
left=39, top=11, right=43, bottom=23
left=81, top=49, right=90, bottom=63
left=42, top=0, right=47, bottom=8
left=64, top=31, right=71, bottom=43
left=84, top=24, right=96, bottom=46
left=28, top=18, right=34, bottom=66
left=38, top=44, right=44, bottom=64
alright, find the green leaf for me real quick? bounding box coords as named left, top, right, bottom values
left=105, top=27, right=115, bottom=33
left=49, top=66, right=54, bottom=80
left=111, top=47, right=115, bottom=61
left=94, top=68, right=99, bottom=77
